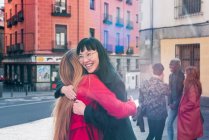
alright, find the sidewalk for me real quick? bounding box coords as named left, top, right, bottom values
left=0, top=90, right=208, bottom=140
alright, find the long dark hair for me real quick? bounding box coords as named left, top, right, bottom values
left=76, top=37, right=120, bottom=83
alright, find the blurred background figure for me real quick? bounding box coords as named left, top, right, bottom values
left=167, top=58, right=185, bottom=140
left=177, top=66, right=203, bottom=140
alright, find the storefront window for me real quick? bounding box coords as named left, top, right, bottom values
left=37, top=65, right=50, bottom=82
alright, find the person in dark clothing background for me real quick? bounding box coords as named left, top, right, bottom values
left=55, top=37, right=136, bottom=140
left=166, top=58, right=185, bottom=140
left=140, top=63, right=170, bottom=140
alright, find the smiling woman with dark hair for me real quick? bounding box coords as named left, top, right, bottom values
left=54, top=38, right=136, bottom=140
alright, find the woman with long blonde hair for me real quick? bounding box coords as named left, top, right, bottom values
left=53, top=50, right=136, bottom=140
left=177, top=66, right=203, bottom=140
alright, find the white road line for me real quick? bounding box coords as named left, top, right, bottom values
left=0, top=100, right=55, bottom=109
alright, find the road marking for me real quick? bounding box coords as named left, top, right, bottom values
left=0, top=100, right=55, bottom=109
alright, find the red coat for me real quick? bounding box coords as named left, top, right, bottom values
left=177, top=85, right=203, bottom=140
left=69, top=74, right=136, bottom=140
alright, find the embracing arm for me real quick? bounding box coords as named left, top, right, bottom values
left=54, top=80, right=64, bottom=98
left=80, top=75, right=136, bottom=119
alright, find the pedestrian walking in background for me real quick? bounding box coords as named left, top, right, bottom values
left=53, top=50, right=136, bottom=140
left=167, top=58, right=185, bottom=140
left=177, top=66, right=203, bottom=140
left=54, top=37, right=136, bottom=140
left=140, top=63, right=170, bottom=140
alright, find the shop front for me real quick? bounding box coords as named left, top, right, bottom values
left=3, top=55, right=62, bottom=91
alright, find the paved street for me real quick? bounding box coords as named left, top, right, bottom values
left=0, top=90, right=209, bottom=139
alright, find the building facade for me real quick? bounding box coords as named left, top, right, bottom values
left=140, top=0, right=209, bottom=97
left=3, top=0, right=139, bottom=91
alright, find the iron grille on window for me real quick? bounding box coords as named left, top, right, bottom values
left=175, top=43, right=200, bottom=72
left=174, top=0, right=202, bottom=19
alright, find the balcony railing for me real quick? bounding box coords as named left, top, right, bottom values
left=7, top=19, right=12, bottom=28
left=103, top=14, right=113, bottom=25
left=115, top=17, right=124, bottom=27
left=126, top=0, right=132, bottom=5
left=126, top=47, right=134, bottom=55
left=126, top=20, right=133, bottom=30
left=115, top=45, right=124, bottom=54
left=52, top=40, right=71, bottom=52
left=104, top=44, right=113, bottom=53
left=51, top=4, right=71, bottom=17
left=16, top=43, right=24, bottom=53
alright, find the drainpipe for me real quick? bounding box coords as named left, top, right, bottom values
left=150, top=0, right=154, bottom=64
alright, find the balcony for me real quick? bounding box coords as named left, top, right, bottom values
left=115, top=17, right=124, bottom=27
left=126, top=47, right=134, bottom=55
left=126, top=20, right=133, bottom=30
left=104, top=44, right=113, bottom=53
left=18, top=10, right=24, bottom=22
left=12, top=15, right=18, bottom=26
left=7, top=19, right=12, bottom=28
left=51, top=4, right=71, bottom=17
left=6, top=46, right=11, bottom=54
left=16, top=43, right=24, bottom=53
left=115, top=45, right=124, bottom=54
left=126, top=0, right=132, bottom=5
left=103, top=14, right=113, bottom=25
left=52, top=40, right=70, bottom=52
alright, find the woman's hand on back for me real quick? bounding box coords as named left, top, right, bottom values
left=73, top=100, right=86, bottom=115
left=61, top=85, right=76, bottom=100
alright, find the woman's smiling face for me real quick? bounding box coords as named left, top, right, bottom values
left=78, top=47, right=99, bottom=73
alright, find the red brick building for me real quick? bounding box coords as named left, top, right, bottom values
left=3, top=0, right=139, bottom=91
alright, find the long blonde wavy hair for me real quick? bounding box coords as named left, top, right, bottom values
left=52, top=50, right=83, bottom=140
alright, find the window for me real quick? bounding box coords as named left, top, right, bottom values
left=90, top=0, right=95, bottom=10
left=104, top=3, right=109, bottom=16
left=21, top=29, right=24, bottom=43
left=89, top=28, right=95, bottom=37
left=127, top=59, right=130, bottom=71
left=175, top=43, right=200, bottom=71
left=10, top=34, right=12, bottom=45
left=15, top=4, right=17, bottom=15
left=15, top=31, right=17, bottom=44
left=136, top=14, right=139, bottom=23
left=127, top=34, right=130, bottom=48
left=55, top=25, right=67, bottom=49
left=127, top=11, right=130, bottom=22
left=136, top=59, right=139, bottom=69
left=174, top=0, right=202, bottom=18
left=136, top=36, right=139, bottom=48
left=116, top=7, right=120, bottom=18
left=56, top=0, right=66, bottom=6
left=10, top=9, right=12, bottom=18
left=104, top=30, right=108, bottom=49
left=116, top=59, right=121, bottom=71
left=55, top=0, right=66, bottom=12
left=21, top=0, right=23, bottom=10
left=116, top=33, right=120, bottom=46
left=182, top=0, right=201, bottom=15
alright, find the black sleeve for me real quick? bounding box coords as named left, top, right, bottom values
left=84, top=104, right=118, bottom=131
left=54, top=80, right=65, bottom=98
left=84, top=76, right=127, bottom=129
